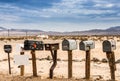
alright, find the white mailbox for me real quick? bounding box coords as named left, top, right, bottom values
left=103, top=40, right=116, bottom=52
left=62, top=39, right=77, bottom=50
left=79, top=40, right=95, bottom=51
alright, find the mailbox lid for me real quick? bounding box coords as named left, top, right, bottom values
left=45, top=43, right=59, bottom=50
left=24, top=40, right=44, bottom=50
left=103, top=40, right=116, bottom=52
left=4, top=45, right=12, bottom=53
left=62, top=39, right=77, bottom=50
left=85, top=40, right=95, bottom=49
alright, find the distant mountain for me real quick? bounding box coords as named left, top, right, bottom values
left=10, top=29, right=44, bottom=32
left=0, top=27, right=7, bottom=30
left=61, top=26, right=120, bottom=35
left=0, top=26, right=120, bottom=36
left=106, top=26, right=120, bottom=31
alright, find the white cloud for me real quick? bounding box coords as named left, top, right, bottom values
left=38, top=0, right=116, bottom=18
left=94, top=3, right=115, bottom=8
left=0, top=14, right=21, bottom=22
left=0, top=0, right=120, bottom=31
left=0, top=0, right=119, bottom=19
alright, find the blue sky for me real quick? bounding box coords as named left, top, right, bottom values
left=0, top=0, right=120, bottom=32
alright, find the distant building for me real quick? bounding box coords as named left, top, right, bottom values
left=37, top=34, right=49, bottom=39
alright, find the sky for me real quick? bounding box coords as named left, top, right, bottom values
left=0, top=0, right=120, bottom=32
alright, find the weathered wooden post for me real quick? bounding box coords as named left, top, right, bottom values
left=31, top=50, right=37, bottom=77
left=45, top=43, right=59, bottom=79
left=20, top=50, right=25, bottom=76
left=79, top=40, right=95, bottom=79
left=62, top=39, right=77, bottom=79
left=4, top=45, right=12, bottom=74
left=103, top=40, right=116, bottom=81
left=24, top=40, right=44, bottom=77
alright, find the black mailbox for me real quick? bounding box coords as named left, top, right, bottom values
left=4, top=45, right=12, bottom=53
left=24, top=40, right=44, bottom=50
left=45, top=43, right=59, bottom=50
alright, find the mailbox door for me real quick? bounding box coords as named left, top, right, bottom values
left=79, top=41, right=85, bottom=51
left=103, top=41, right=111, bottom=52
left=4, top=45, right=12, bottom=53
left=62, top=40, right=69, bottom=50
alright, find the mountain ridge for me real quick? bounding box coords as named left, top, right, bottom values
left=0, top=26, right=120, bottom=35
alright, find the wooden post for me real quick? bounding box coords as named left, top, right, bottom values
left=68, top=50, right=72, bottom=78
left=8, top=53, right=11, bottom=74
left=85, top=50, right=90, bottom=79
left=50, top=50, right=57, bottom=79
left=112, top=52, right=116, bottom=71
left=31, top=50, right=37, bottom=77
left=20, top=51, right=24, bottom=76
left=8, top=29, right=10, bottom=37
left=106, top=52, right=116, bottom=81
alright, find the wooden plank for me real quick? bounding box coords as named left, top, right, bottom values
left=20, top=51, right=24, bottom=76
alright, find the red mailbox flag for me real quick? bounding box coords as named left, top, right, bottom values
left=33, top=43, right=37, bottom=48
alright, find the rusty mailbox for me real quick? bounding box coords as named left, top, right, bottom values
left=103, top=40, right=116, bottom=52
left=62, top=39, right=77, bottom=50
left=24, top=40, right=44, bottom=50
left=79, top=40, right=95, bottom=51
left=44, top=43, right=59, bottom=79
left=45, top=43, right=59, bottom=50
left=24, top=40, right=44, bottom=77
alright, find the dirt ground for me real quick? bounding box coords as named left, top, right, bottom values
left=0, top=39, right=120, bottom=81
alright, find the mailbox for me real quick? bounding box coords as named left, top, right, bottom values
left=103, top=40, right=116, bottom=52
left=4, top=45, right=12, bottom=53
left=62, top=39, right=77, bottom=50
left=79, top=40, right=95, bottom=51
left=24, top=40, right=44, bottom=50
left=45, top=43, right=59, bottom=50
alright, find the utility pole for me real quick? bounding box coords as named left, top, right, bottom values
left=8, top=29, right=10, bottom=37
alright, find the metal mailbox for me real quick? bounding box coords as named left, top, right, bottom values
left=45, top=43, right=59, bottom=50
left=103, top=40, right=116, bottom=52
left=62, top=39, right=77, bottom=50
left=4, top=45, right=12, bottom=53
left=79, top=40, right=95, bottom=51
left=24, top=40, right=44, bottom=50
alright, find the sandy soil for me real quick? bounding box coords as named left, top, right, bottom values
left=0, top=39, right=120, bottom=81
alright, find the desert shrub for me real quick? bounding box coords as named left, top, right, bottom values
left=91, top=57, right=100, bottom=62
left=101, top=58, right=108, bottom=63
